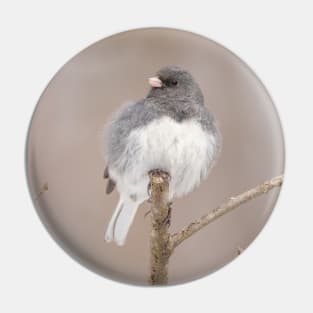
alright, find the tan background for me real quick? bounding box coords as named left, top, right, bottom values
left=26, top=28, right=285, bottom=286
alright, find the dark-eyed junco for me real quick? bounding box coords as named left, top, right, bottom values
left=104, top=66, right=221, bottom=245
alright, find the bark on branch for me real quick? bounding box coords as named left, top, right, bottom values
left=148, top=172, right=283, bottom=285
left=170, top=175, right=283, bottom=249
left=148, top=170, right=172, bottom=285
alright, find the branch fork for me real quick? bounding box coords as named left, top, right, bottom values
left=148, top=170, right=283, bottom=285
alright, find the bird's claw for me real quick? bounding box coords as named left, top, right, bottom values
left=162, top=202, right=172, bottom=226
left=147, top=182, right=152, bottom=198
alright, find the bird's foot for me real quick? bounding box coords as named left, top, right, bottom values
left=148, top=169, right=171, bottom=181
left=147, top=181, right=152, bottom=199
left=162, top=202, right=172, bottom=226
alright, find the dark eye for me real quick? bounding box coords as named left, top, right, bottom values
left=171, top=80, right=178, bottom=86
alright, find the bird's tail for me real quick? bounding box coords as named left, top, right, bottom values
left=104, top=197, right=139, bottom=246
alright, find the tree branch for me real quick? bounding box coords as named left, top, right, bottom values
left=148, top=170, right=172, bottom=285
left=170, top=175, right=284, bottom=250
left=148, top=173, right=283, bottom=285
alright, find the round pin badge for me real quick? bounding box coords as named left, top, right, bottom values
left=26, top=28, right=284, bottom=286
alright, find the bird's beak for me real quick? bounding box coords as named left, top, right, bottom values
left=148, top=76, right=163, bottom=88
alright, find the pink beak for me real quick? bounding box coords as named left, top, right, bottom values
left=148, top=77, right=162, bottom=88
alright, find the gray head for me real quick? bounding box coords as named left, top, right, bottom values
left=147, top=66, right=204, bottom=105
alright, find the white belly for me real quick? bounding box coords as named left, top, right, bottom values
left=110, top=116, right=217, bottom=201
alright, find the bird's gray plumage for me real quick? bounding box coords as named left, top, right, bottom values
left=103, top=66, right=222, bottom=245
left=105, top=66, right=221, bottom=177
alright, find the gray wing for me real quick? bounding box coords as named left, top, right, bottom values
left=103, top=165, right=116, bottom=194
left=104, top=99, right=155, bottom=193
left=105, top=99, right=158, bottom=173
left=198, top=105, right=222, bottom=165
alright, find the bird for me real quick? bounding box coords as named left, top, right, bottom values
left=103, top=66, right=222, bottom=246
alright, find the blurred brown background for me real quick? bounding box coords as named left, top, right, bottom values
left=26, top=28, right=285, bottom=285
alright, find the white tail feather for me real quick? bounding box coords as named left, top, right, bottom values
left=104, top=198, right=123, bottom=243
left=105, top=197, right=139, bottom=246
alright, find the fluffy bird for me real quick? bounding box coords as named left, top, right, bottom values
left=103, top=66, right=221, bottom=245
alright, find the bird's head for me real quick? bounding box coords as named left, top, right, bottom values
left=147, top=66, right=204, bottom=105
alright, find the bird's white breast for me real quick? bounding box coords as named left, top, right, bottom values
left=112, top=116, right=217, bottom=199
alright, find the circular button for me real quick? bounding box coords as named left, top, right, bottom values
left=26, top=28, right=285, bottom=286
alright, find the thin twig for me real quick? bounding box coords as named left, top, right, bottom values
left=170, top=175, right=283, bottom=251
left=35, top=182, right=48, bottom=200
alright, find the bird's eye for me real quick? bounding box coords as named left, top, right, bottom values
left=171, top=80, right=178, bottom=86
